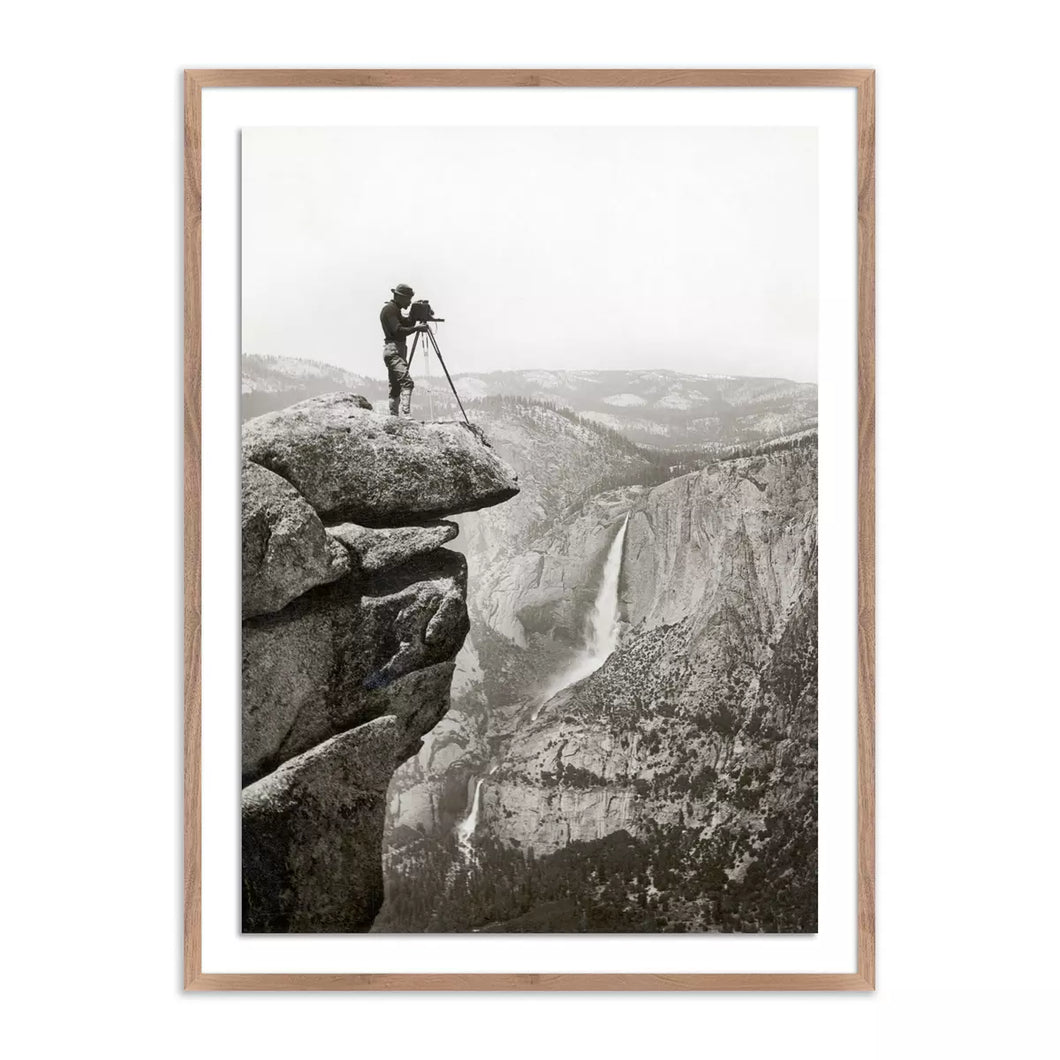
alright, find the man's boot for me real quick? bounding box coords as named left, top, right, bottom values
left=389, top=396, right=399, bottom=416
left=399, top=386, right=412, bottom=417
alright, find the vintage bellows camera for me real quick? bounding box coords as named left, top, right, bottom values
left=408, top=299, right=443, bottom=323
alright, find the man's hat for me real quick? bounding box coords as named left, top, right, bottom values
left=391, top=283, right=415, bottom=297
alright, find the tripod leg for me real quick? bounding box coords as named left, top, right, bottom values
left=426, top=330, right=471, bottom=426
left=406, top=330, right=420, bottom=369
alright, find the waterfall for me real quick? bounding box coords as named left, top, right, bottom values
left=585, top=511, right=629, bottom=663
left=534, top=513, right=630, bottom=715
left=456, top=777, right=484, bottom=851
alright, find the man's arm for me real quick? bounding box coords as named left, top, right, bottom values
left=381, top=302, right=427, bottom=340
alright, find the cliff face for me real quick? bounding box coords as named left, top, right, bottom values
left=241, top=393, right=518, bottom=932
left=482, top=448, right=817, bottom=856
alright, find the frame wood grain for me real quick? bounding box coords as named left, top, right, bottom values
left=184, top=68, right=875, bottom=991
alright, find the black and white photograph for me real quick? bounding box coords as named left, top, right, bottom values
left=240, top=125, right=819, bottom=934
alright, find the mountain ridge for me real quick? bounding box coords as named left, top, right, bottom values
left=242, top=354, right=817, bottom=447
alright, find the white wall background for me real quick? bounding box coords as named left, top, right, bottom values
left=3, top=2, right=1057, bottom=1058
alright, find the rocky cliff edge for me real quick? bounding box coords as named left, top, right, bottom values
left=241, top=393, right=518, bottom=932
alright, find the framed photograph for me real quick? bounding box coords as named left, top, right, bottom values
left=185, top=69, right=875, bottom=991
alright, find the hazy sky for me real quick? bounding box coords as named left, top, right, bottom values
left=243, top=126, right=817, bottom=382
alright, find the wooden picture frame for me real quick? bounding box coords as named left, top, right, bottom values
left=184, top=68, right=875, bottom=991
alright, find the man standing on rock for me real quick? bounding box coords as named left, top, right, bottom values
left=380, top=283, right=430, bottom=417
